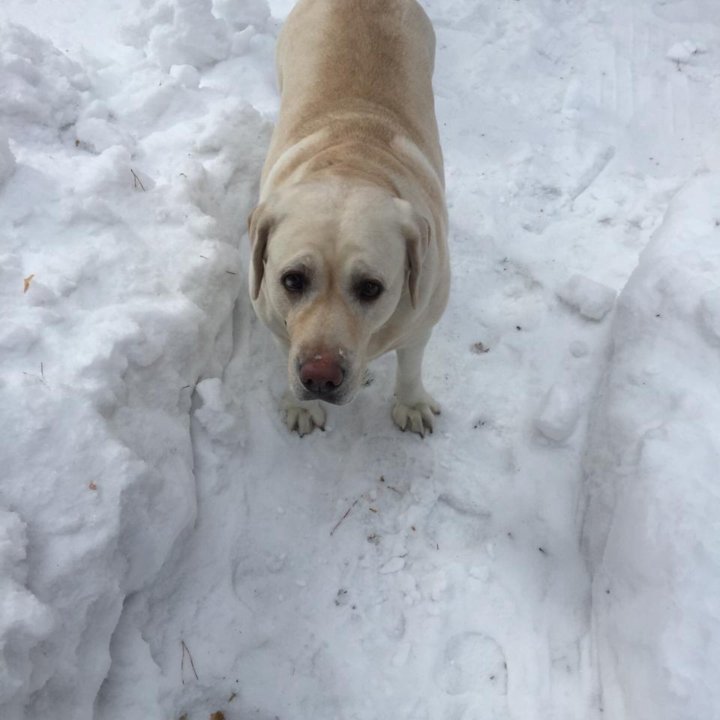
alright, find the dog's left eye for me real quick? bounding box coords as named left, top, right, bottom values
left=355, top=279, right=384, bottom=302
left=282, top=272, right=307, bottom=294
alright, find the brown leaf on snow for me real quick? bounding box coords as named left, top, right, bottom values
left=23, top=274, right=35, bottom=293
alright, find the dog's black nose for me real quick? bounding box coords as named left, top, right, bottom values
left=299, top=356, right=344, bottom=395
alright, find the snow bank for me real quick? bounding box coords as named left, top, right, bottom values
left=121, top=0, right=271, bottom=71
left=583, top=174, right=720, bottom=720
left=0, top=5, right=270, bottom=717
left=0, top=24, right=89, bottom=135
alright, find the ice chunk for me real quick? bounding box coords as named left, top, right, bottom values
left=169, top=63, right=200, bottom=88
left=667, top=40, right=705, bottom=64
left=535, top=383, right=580, bottom=442
left=557, top=274, right=616, bottom=321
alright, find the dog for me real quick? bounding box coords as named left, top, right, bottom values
left=248, top=0, right=449, bottom=436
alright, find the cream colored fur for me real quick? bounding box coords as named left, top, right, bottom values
left=248, top=0, right=449, bottom=436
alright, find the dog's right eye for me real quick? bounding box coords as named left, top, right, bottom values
left=281, top=272, right=307, bottom=294
left=355, top=279, right=384, bottom=302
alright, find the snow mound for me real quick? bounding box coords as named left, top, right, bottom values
left=583, top=173, right=720, bottom=720
left=0, top=17, right=269, bottom=720
left=0, top=24, right=89, bottom=135
left=122, top=0, right=270, bottom=71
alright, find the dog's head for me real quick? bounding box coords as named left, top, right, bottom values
left=248, top=182, right=430, bottom=405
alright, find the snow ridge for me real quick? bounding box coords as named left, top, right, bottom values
left=583, top=174, right=720, bottom=720
left=0, top=7, right=269, bottom=718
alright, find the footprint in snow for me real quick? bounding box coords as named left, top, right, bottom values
left=435, top=632, right=508, bottom=707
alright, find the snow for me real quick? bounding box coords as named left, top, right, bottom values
left=1, top=0, right=719, bottom=719
left=535, top=383, right=580, bottom=443
left=557, top=274, right=616, bottom=321
left=666, top=40, right=706, bottom=65
left=0, top=133, right=15, bottom=186
left=583, top=174, right=720, bottom=720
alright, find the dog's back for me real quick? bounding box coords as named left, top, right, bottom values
left=265, top=0, right=443, bottom=182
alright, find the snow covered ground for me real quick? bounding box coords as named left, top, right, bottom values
left=1, top=0, right=719, bottom=719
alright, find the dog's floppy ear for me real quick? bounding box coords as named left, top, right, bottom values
left=395, top=198, right=431, bottom=308
left=247, top=202, right=273, bottom=301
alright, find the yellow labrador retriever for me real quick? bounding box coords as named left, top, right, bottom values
left=248, top=0, right=449, bottom=436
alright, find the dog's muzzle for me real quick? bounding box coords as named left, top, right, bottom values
left=294, top=352, right=352, bottom=404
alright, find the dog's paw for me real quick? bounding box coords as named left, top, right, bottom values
left=392, top=394, right=440, bottom=437
left=283, top=394, right=326, bottom=436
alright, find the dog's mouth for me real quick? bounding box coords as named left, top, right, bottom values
left=294, top=384, right=355, bottom=405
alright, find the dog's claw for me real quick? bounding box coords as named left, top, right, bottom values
left=392, top=395, right=440, bottom=437
left=283, top=394, right=326, bottom=436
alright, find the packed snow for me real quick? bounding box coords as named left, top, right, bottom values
left=1, top=0, right=719, bottom=719
left=583, top=174, right=720, bottom=720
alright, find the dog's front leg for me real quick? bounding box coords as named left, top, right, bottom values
left=392, top=331, right=440, bottom=437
